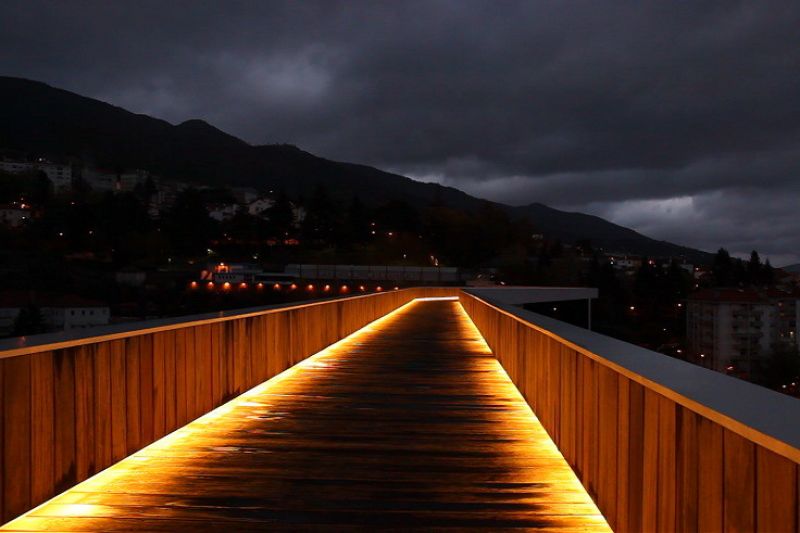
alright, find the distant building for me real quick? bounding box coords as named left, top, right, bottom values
left=607, top=255, right=642, bottom=270
left=1, top=158, right=72, bottom=191
left=686, top=288, right=800, bottom=375
left=208, top=203, right=239, bottom=221
left=83, top=168, right=153, bottom=193
left=248, top=197, right=274, bottom=217
left=0, top=292, right=110, bottom=335
left=0, top=160, right=33, bottom=174
left=285, top=264, right=461, bottom=283
left=202, top=262, right=264, bottom=283
left=83, top=168, right=118, bottom=191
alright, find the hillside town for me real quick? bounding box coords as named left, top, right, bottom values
left=1, top=152, right=799, bottom=396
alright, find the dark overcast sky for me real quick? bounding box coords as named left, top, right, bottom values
left=2, top=1, right=799, bottom=264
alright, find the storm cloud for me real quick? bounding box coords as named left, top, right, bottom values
left=1, top=1, right=799, bottom=262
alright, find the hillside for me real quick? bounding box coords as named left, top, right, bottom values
left=0, top=76, right=711, bottom=261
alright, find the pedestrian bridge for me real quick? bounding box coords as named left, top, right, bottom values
left=0, top=288, right=799, bottom=531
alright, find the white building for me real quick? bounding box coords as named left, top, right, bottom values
left=248, top=197, right=274, bottom=217
left=43, top=304, right=110, bottom=331
left=0, top=158, right=72, bottom=191
left=83, top=168, right=118, bottom=191
left=607, top=255, right=642, bottom=270
left=208, top=203, right=239, bottom=221
left=687, top=288, right=800, bottom=376
left=0, top=292, right=110, bottom=335
left=83, top=168, right=153, bottom=193
left=0, top=160, right=33, bottom=174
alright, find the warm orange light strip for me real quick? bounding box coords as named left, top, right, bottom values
left=451, top=300, right=610, bottom=530
left=0, top=297, right=426, bottom=529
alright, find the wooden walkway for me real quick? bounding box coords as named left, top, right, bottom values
left=2, top=299, right=609, bottom=531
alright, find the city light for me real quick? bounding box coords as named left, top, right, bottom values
left=239, top=282, right=247, bottom=289
left=307, top=284, right=314, bottom=291
left=223, top=282, right=231, bottom=290
left=273, top=283, right=281, bottom=290
left=323, top=284, right=330, bottom=291
left=190, top=281, right=198, bottom=289
left=206, top=282, right=214, bottom=290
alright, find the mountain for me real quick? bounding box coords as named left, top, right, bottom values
left=511, top=203, right=709, bottom=259
left=0, top=76, right=711, bottom=261
left=781, top=263, right=800, bottom=273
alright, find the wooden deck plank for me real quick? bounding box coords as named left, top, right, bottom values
left=2, top=300, right=608, bottom=532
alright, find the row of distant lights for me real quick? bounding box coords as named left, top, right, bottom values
left=190, top=281, right=400, bottom=293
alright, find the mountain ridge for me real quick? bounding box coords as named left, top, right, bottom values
left=0, top=75, right=711, bottom=261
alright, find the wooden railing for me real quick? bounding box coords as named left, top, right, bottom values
left=0, top=287, right=456, bottom=523
left=460, top=289, right=800, bottom=533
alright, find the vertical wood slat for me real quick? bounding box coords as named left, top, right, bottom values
left=0, top=359, right=3, bottom=522
left=109, top=340, right=127, bottom=463
left=138, top=335, right=154, bottom=445
left=152, top=333, right=165, bottom=439
left=210, top=324, right=222, bottom=406
left=53, top=350, right=76, bottom=494
left=597, top=365, right=618, bottom=528
left=175, top=328, right=188, bottom=427
left=616, top=376, right=631, bottom=532
left=724, top=428, right=756, bottom=532
left=698, top=418, right=724, bottom=532
left=30, top=352, right=54, bottom=506
left=657, top=396, right=676, bottom=532
left=627, top=381, right=645, bottom=533
left=2, top=356, right=31, bottom=522
left=756, top=446, right=797, bottom=532
left=677, top=408, right=699, bottom=533
left=163, top=329, right=177, bottom=432
left=124, top=338, right=141, bottom=454
left=74, top=345, right=96, bottom=480
left=92, top=343, right=112, bottom=478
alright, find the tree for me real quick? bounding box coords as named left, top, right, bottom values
left=343, top=195, right=370, bottom=243
left=762, top=259, right=775, bottom=285
left=165, top=188, right=216, bottom=256
left=748, top=250, right=761, bottom=284
left=302, top=183, right=340, bottom=243
left=712, top=248, right=733, bottom=286
left=762, top=343, right=800, bottom=390
left=266, top=189, right=294, bottom=236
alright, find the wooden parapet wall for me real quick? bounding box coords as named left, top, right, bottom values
left=0, top=287, right=457, bottom=523
left=460, top=290, right=800, bottom=533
